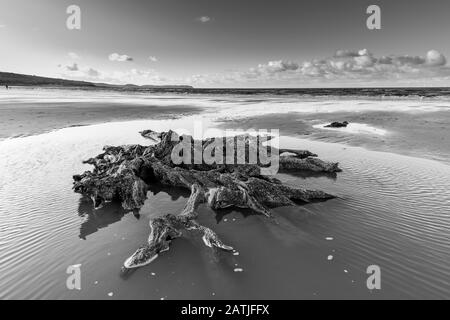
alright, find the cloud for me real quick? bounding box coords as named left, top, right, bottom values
left=102, top=68, right=168, bottom=85
left=296, top=49, right=450, bottom=82
left=354, top=55, right=375, bottom=68
left=86, top=68, right=100, bottom=77
left=185, top=49, right=450, bottom=87
left=391, top=55, right=425, bottom=65
left=0, top=24, right=6, bottom=28
left=334, top=50, right=360, bottom=58
left=58, top=49, right=450, bottom=87
left=109, top=53, right=134, bottom=62
left=149, top=56, right=158, bottom=62
left=196, top=16, right=212, bottom=23
left=60, top=63, right=102, bottom=80
left=256, top=60, right=299, bottom=73
left=59, top=62, right=169, bottom=85
left=66, top=63, right=79, bottom=71
left=426, top=50, right=446, bottom=66
left=68, top=52, right=80, bottom=60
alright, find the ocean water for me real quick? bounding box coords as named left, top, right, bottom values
left=0, top=114, right=449, bottom=299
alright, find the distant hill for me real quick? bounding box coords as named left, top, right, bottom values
left=0, top=71, right=194, bottom=91
left=0, top=72, right=97, bottom=87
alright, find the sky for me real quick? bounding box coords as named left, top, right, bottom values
left=1, top=0, right=450, bottom=87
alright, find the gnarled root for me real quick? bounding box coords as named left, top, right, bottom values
left=124, top=217, right=182, bottom=269
left=124, top=184, right=232, bottom=268
left=73, top=130, right=340, bottom=269
left=279, top=153, right=341, bottom=173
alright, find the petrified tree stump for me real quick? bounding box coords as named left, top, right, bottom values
left=73, top=130, right=341, bottom=269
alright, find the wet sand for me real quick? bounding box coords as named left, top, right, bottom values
left=2, top=89, right=450, bottom=166
left=216, top=110, right=450, bottom=165
left=1, top=120, right=449, bottom=300
left=1, top=89, right=450, bottom=299
left=0, top=101, right=202, bottom=139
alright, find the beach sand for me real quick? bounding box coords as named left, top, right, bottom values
left=216, top=110, right=450, bottom=165
left=0, top=101, right=202, bottom=139
left=3, top=100, right=449, bottom=165
left=1, top=119, right=449, bottom=299
left=2, top=89, right=449, bottom=166
left=1, top=90, right=449, bottom=299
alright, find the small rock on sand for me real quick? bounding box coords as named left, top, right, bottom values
left=325, top=121, right=349, bottom=128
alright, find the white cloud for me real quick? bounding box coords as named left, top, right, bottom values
left=425, top=50, right=446, bottom=66
left=354, top=55, right=375, bottom=67
left=0, top=24, right=6, bottom=28
left=296, top=49, right=449, bottom=82
left=58, top=49, right=450, bottom=87
left=256, top=60, right=299, bottom=73
left=358, top=49, right=371, bottom=56
left=334, top=50, right=360, bottom=58
left=68, top=52, right=80, bottom=60
left=86, top=68, right=100, bottom=77
left=149, top=56, right=158, bottom=62
left=59, top=62, right=168, bottom=85
left=101, top=68, right=168, bottom=85
left=109, top=53, right=134, bottom=62
left=185, top=49, right=450, bottom=87
left=60, top=63, right=101, bottom=80
left=196, top=16, right=212, bottom=23
left=66, top=63, right=79, bottom=71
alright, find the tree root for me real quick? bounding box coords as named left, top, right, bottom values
left=73, top=130, right=340, bottom=269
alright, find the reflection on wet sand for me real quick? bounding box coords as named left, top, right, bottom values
left=278, top=169, right=338, bottom=180
left=78, top=198, right=130, bottom=240
left=78, top=183, right=191, bottom=240
left=213, top=208, right=259, bottom=224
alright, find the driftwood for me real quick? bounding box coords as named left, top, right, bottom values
left=73, top=130, right=341, bottom=269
